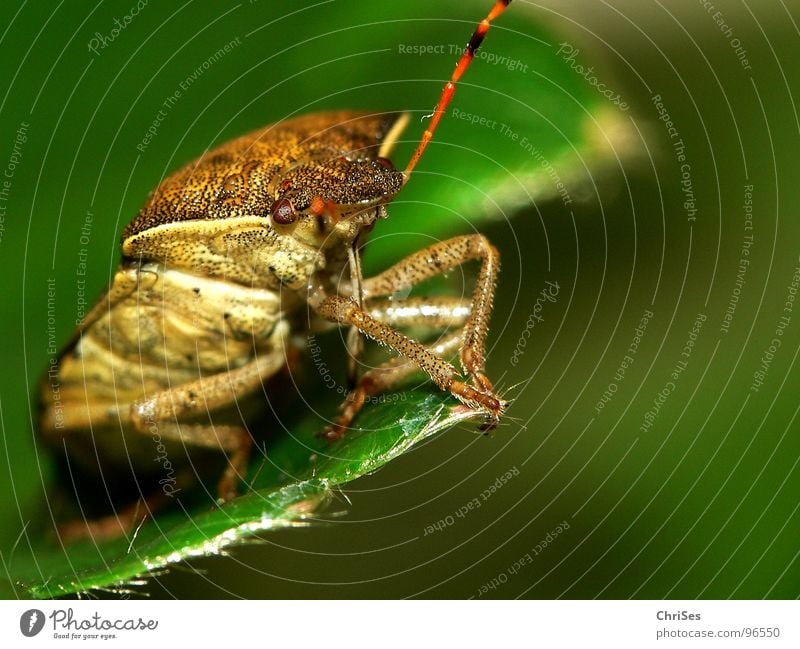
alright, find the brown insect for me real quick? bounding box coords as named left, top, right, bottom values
left=39, top=1, right=511, bottom=540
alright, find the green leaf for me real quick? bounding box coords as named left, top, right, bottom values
left=10, top=392, right=479, bottom=599
left=1, top=0, right=631, bottom=598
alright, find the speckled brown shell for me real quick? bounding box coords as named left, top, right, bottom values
left=123, top=111, right=406, bottom=240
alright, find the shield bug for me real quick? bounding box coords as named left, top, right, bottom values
left=39, top=0, right=512, bottom=540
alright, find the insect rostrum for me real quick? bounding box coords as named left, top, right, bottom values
left=39, top=1, right=512, bottom=541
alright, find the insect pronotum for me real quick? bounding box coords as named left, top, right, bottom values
left=40, top=0, right=512, bottom=541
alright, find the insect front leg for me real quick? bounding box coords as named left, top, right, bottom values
left=362, top=234, right=500, bottom=392
left=321, top=329, right=464, bottom=441
left=321, top=294, right=475, bottom=440
left=313, top=288, right=504, bottom=439
left=333, top=294, right=471, bottom=413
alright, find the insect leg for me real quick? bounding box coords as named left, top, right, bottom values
left=128, top=353, right=284, bottom=429
left=320, top=297, right=473, bottom=440
left=128, top=352, right=285, bottom=500
left=57, top=489, right=174, bottom=543
left=346, top=239, right=366, bottom=388
left=366, top=296, right=471, bottom=330
left=314, top=295, right=504, bottom=433
left=128, top=422, right=252, bottom=503
left=321, top=330, right=463, bottom=441
left=362, top=234, right=499, bottom=391
left=40, top=401, right=122, bottom=436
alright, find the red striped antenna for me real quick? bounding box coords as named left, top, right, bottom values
left=403, top=0, right=512, bottom=179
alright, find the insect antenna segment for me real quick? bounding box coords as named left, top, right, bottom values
left=403, top=0, right=512, bottom=180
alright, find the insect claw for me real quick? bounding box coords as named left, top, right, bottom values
left=478, top=412, right=501, bottom=433
left=216, top=478, right=240, bottom=504
left=318, top=424, right=346, bottom=443
left=450, top=379, right=506, bottom=431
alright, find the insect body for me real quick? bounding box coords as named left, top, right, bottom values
left=40, top=1, right=511, bottom=539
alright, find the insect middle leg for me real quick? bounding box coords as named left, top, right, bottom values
left=128, top=352, right=286, bottom=501
left=45, top=352, right=284, bottom=503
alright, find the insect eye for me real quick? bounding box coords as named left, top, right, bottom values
left=270, top=197, right=296, bottom=224
left=376, top=156, right=394, bottom=170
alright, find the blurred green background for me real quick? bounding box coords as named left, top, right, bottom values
left=0, top=0, right=798, bottom=598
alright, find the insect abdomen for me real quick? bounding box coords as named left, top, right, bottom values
left=42, top=264, right=288, bottom=429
